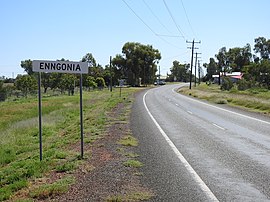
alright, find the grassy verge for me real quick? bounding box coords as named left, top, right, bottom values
left=0, top=88, right=140, bottom=201
left=179, top=84, right=270, bottom=115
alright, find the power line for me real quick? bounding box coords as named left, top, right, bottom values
left=162, top=0, right=185, bottom=39
left=156, top=34, right=182, bottom=38
left=122, top=0, right=157, bottom=35
left=142, top=0, right=172, bottom=35
left=179, top=0, right=196, bottom=38
left=121, top=0, right=182, bottom=49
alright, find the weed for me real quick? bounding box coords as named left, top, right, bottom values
left=29, top=176, right=75, bottom=199
left=106, top=195, right=123, bottom=202
left=118, top=135, right=138, bottom=147
left=123, top=160, right=143, bottom=168
left=125, top=152, right=139, bottom=158
left=214, top=99, right=228, bottom=104
left=55, top=151, right=68, bottom=159
left=56, top=162, right=76, bottom=173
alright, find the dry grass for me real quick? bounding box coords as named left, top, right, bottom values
left=179, top=84, right=270, bottom=115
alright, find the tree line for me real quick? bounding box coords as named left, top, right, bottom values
left=167, top=36, right=270, bottom=90
left=204, top=36, right=270, bottom=90
left=0, top=42, right=161, bottom=101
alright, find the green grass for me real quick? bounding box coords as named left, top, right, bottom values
left=118, top=135, right=138, bottom=147
left=123, top=160, right=143, bottom=168
left=29, top=176, right=75, bottom=199
left=0, top=88, right=141, bottom=201
left=179, top=84, right=270, bottom=114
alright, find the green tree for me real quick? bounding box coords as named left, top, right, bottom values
left=114, top=42, right=161, bottom=86
left=15, top=75, right=37, bottom=97
left=112, top=54, right=127, bottom=81
left=85, top=76, right=97, bottom=90
left=48, top=72, right=62, bottom=91
left=58, top=74, right=77, bottom=95
left=21, top=59, right=34, bottom=75
left=81, top=53, right=106, bottom=86
left=170, top=61, right=189, bottom=82
left=41, top=72, right=51, bottom=93
left=81, top=53, right=97, bottom=67
left=227, top=44, right=252, bottom=72
left=254, top=37, right=270, bottom=60
left=205, top=58, right=218, bottom=81
left=216, top=47, right=229, bottom=72
left=258, top=59, right=270, bottom=88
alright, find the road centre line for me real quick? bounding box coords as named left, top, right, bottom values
left=172, top=87, right=270, bottom=126
left=212, top=123, right=226, bottom=130
left=143, top=91, right=219, bottom=202
left=187, top=110, right=193, bottom=115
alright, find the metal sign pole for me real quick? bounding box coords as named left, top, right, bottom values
left=120, top=86, right=122, bottom=97
left=38, top=72, right=43, bottom=161
left=80, top=74, right=84, bottom=159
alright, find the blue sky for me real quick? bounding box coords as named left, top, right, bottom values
left=1, top=0, right=269, bottom=78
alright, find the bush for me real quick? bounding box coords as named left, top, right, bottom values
left=237, top=78, right=249, bottom=91
left=221, top=77, right=233, bottom=91
left=0, top=81, right=7, bottom=101
left=96, top=77, right=106, bottom=89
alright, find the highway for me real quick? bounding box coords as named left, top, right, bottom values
left=131, top=83, right=270, bottom=201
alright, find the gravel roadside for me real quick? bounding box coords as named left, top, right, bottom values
left=48, top=100, right=153, bottom=201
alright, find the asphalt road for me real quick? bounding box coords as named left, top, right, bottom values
left=131, top=83, right=270, bottom=202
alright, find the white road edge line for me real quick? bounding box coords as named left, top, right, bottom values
left=172, top=87, right=270, bottom=125
left=143, top=91, right=219, bottom=202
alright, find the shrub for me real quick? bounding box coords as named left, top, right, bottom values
left=221, top=77, right=233, bottom=91
left=237, top=78, right=249, bottom=91
left=96, top=77, right=106, bottom=89
left=0, top=81, right=7, bottom=101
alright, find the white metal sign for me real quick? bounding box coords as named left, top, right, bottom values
left=33, top=60, right=88, bottom=74
left=119, top=79, right=125, bottom=87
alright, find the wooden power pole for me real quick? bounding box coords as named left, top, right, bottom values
left=186, top=39, right=201, bottom=89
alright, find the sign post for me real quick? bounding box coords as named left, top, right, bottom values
left=79, top=74, right=84, bottom=158
left=33, top=60, right=88, bottom=160
left=38, top=72, right=42, bottom=161
left=119, top=79, right=124, bottom=97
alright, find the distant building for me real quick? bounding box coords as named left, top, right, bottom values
left=212, top=72, right=243, bottom=83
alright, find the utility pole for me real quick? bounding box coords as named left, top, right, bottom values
left=159, top=65, right=161, bottom=85
left=187, top=40, right=201, bottom=89
left=110, top=56, right=112, bottom=92
left=194, top=52, right=201, bottom=87
left=198, top=60, right=202, bottom=85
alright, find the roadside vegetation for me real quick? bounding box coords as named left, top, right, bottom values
left=0, top=88, right=139, bottom=201
left=179, top=83, right=270, bottom=115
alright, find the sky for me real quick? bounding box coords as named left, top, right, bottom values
left=0, top=0, right=269, bottom=78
